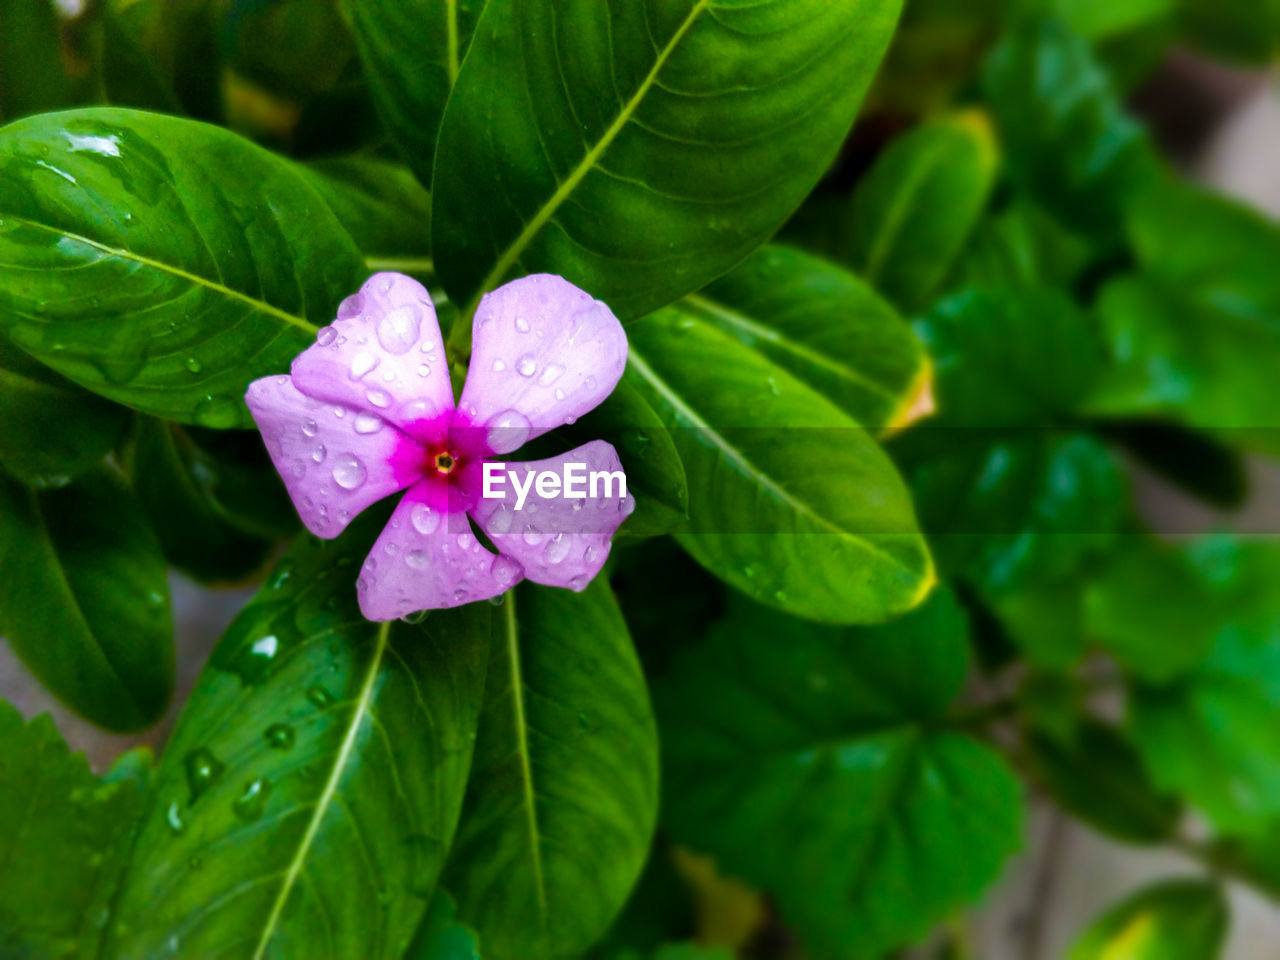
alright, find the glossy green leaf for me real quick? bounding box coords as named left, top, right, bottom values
left=109, top=521, right=493, bottom=960
left=0, top=0, right=74, bottom=122
left=1085, top=537, right=1224, bottom=683
left=444, top=581, right=659, bottom=960
left=0, top=336, right=129, bottom=487
left=1028, top=719, right=1180, bottom=844
left=1067, top=880, right=1228, bottom=960
left=626, top=303, right=933, bottom=624
left=1128, top=538, right=1280, bottom=838
left=301, top=156, right=433, bottom=260
left=658, top=591, right=1023, bottom=958
left=342, top=0, right=484, bottom=182
left=846, top=111, right=998, bottom=312
left=123, top=418, right=276, bottom=583
left=897, top=430, right=1126, bottom=596
left=407, top=891, right=481, bottom=960
left=0, top=107, right=365, bottom=428
left=432, top=0, right=903, bottom=325
left=915, top=287, right=1101, bottom=427
left=173, top=425, right=301, bottom=541
left=983, top=18, right=1159, bottom=241
left=692, top=245, right=927, bottom=431
left=0, top=467, right=173, bottom=731
left=0, top=701, right=146, bottom=960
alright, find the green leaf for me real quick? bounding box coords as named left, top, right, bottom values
left=300, top=156, right=433, bottom=261
left=407, top=891, right=481, bottom=960
left=1028, top=719, right=1180, bottom=844
left=692, top=244, right=928, bottom=431
left=897, top=431, right=1126, bottom=597
left=1085, top=537, right=1224, bottom=683
left=1049, top=0, right=1174, bottom=40
left=0, top=336, right=130, bottom=488
left=342, top=0, right=484, bottom=183
left=1067, top=880, right=1228, bottom=960
left=914, top=287, right=1101, bottom=427
left=444, top=581, right=658, bottom=960
left=1178, top=0, right=1280, bottom=64
left=0, top=107, right=365, bottom=428
left=432, top=0, right=903, bottom=326
left=983, top=18, right=1159, bottom=241
left=109, top=521, right=492, bottom=959
left=0, top=701, right=146, bottom=960
left=947, top=198, right=1094, bottom=293
left=846, top=111, right=998, bottom=312
left=626, top=303, right=933, bottom=625
left=0, top=0, right=74, bottom=122
left=1099, top=421, right=1247, bottom=509
left=123, top=418, right=276, bottom=583
left=987, top=574, right=1085, bottom=669
left=657, top=590, right=1023, bottom=958
left=0, top=467, right=173, bottom=731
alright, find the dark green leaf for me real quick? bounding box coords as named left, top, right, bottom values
left=0, top=701, right=146, bottom=960
left=342, top=0, right=485, bottom=183
left=1028, top=719, right=1180, bottom=844
left=984, top=19, right=1159, bottom=241
left=407, top=891, right=481, bottom=960
left=693, top=244, right=928, bottom=431
left=0, top=0, right=74, bottom=122
left=987, top=574, right=1085, bottom=669
left=1099, top=420, right=1247, bottom=509
left=1178, top=0, right=1280, bottom=64
left=123, top=418, right=276, bottom=583
left=627, top=304, right=933, bottom=625
left=0, top=467, right=172, bottom=731
left=0, top=336, right=129, bottom=487
left=444, top=581, right=658, bottom=960
left=300, top=156, right=433, bottom=261
left=174, top=425, right=301, bottom=541
left=846, top=111, right=998, bottom=312
left=0, top=107, right=364, bottom=427
left=1129, top=537, right=1280, bottom=837
left=109, top=522, right=492, bottom=959
left=658, top=591, right=1023, bottom=958
left=95, top=0, right=221, bottom=119
left=1067, top=880, right=1228, bottom=960
left=433, top=0, right=903, bottom=324
left=947, top=198, right=1094, bottom=293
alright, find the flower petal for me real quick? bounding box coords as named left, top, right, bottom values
left=457, top=274, right=627, bottom=455
left=246, top=375, right=423, bottom=538
left=469, top=440, right=634, bottom=590
left=357, top=485, right=525, bottom=620
left=291, top=272, right=454, bottom=441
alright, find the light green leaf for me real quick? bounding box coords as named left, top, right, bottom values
left=1068, top=880, right=1228, bottom=960
left=657, top=590, right=1023, bottom=958
left=847, top=111, right=998, bottom=312
left=1129, top=538, right=1280, bottom=838
left=0, top=336, right=129, bottom=488
left=0, top=467, right=172, bottom=731
left=0, top=107, right=364, bottom=428
left=109, top=519, right=492, bottom=959
left=300, top=156, right=432, bottom=262
left=692, top=244, right=928, bottom=431
left=432, top=0, right=903, bottom=327
left=342, top=0, right=484, bottom=183
left=444, top=581, right=658, bottom=960
left=0, top=701, right=146, bottom=960
left=626, top=303, right=933, bottom=625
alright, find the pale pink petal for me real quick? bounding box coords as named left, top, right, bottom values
left=468, top=440, right=634, bottom=590
left=456, top=275, right=627, bottom=455
left=357, top=484, right=525, bottom=620
left=291, top=272, right=454, bottom=442
left=246, top=375, right=425, bottom=538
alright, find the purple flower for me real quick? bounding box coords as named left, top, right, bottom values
left=245, top=272, right=634, bottom=621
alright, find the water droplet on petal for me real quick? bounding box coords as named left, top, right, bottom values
left=491, top=554, right=521, bottom=585
left=376, top=304, right=421, bottom=355
left=538, top=363, right=564, bottom=386
left=486, top=410, right=531, bottom=454
left=514, top=315, right=530, bottom=333
left=301, top=418, right=318, bottom=437
left=544, top=534, right=571, bottom=564
left=411, top=502, right=440, bottom=535
left=491, top=358, right=506, bottom=372
left=417, top=363, right=431, bottom=377
left=457, top=532, right=474, bottom=550
left=349, top=351, right=378, bottom=380
left=405, top=549, right=429, bottom=570
left=332, top=454, right=366, bottom=490
left=366, top=388, right=390, bottom=408
left=517, top=354, right=537, bottom=377
left=522, top=525, right=544, bottom=547
left=488, top=506, right=514, bottom=535
left=317, top=325, right=338, bottom=346
left=569, top=574, right=588, bottom=590
left=311, top=443, right=326, bottom=463
left=353, top=412, right=383, bottom=435
left=584, top=545, right=598, bottom=564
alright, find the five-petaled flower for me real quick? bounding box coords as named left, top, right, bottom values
left=245, top=272, right=634, bottom=621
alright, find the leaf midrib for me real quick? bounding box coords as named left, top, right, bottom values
left=625, top=348, right=925, bottom=581
left=250, top=620, right=391, bottom=960
left=463, top=0, right=714, bottom=318
left=6, top=215, right=319, bottom=335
